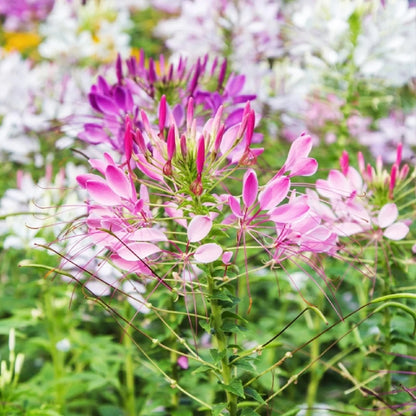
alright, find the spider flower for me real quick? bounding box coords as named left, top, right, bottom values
left=79, top=50, right=256, bottom=153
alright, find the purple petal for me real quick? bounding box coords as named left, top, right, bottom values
left=188, top=215, right=212, bottom=243
left=224, top=74, right=245, bottom=96
left=105, top=165, right=133, bottom=200
left=383, top=222, right=409, bottom=240
left=259, top=176, right=290, bottom=210
left=93, top=93, right=120, bottom=115
left=378, top=203, right=398, bottom=228
left=242, top=169, right=258, bottom=207
left=194, top=243, right=223, bottom=263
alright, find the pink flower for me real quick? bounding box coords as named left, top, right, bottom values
left=377, top=203, right=409, bottom=240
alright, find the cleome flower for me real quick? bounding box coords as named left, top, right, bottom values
left=311, top=144, right=411, bottom=241
left=79, top=50, right=257, bottom=153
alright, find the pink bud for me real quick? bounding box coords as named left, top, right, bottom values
left=116, top=53, right=123, bottom=84
left=395, top=142, right=403, bottom=166
left=163, top=160, right=173, bottom=176
left=340, top=151, right=349, bottom=176
left=196, top=135, right=205, bottom=176
left=212, top=105, right=224, bottom=137
left=358, top=152, right=365, bottom=174
left=167, top=125, right=176, bottom=160
left=186, top=97, right=194, bottom=133
left=180, top=134, right=188, bottom=158
left=389, top=164, right=397, bottom=199
left=190, top=178, right=203, bottom=196
left=214, top=125, right=225, bottom=152
left=376, top=155, right=383, bottom=174
left=245, top=109, right=255, bottom=146
left=399, top=164, right=409, bottom=180
left=159, top=95, right=167, bottom=132
left=222, top=251, right=233, bottom=265
left=124, top=116, right=132, bottom=162
left=134, top=129, right=147, bottom=155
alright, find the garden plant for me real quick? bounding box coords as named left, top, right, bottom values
left=0, top=1, right=415, bottom=415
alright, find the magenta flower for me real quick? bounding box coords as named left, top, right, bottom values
left=0, top=0, right=54, bottom=30
left=79, top=51, right=257, bottom=153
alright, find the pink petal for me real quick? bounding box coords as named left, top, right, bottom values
left=378, top=203, right=398, bottom=228
left=105, top=165, right=133, bottom=200
left=77, top=173, right=102, bottom=188
left=220, top=124, right=240, bottom=154
left=328, top=170, right=352, bottom=197
left=164, top=202, right=187, bottom=228
left=86, top=180, right=121, bottom=205
left=136, top=155, right=164, bottom=182
left=117, top=242, right=161, bottom=261
left=259, top=176, right=290, bottom=210
left=222, top=251, right=233, bottom=264
left=334, top=222, right=364, bottom=236
left=187, top=215, right=212, bottom=242
left=383, top=222, right=409, bottom=240
left=228, top=195, right=242, bottom=218
left=131, top=228, right=167, bottom=242
left=242, top=169, right=258, bottom=207
left=177, top=356, right=189, bottom=370
left=269, top=200, right=309, bottom=223
left=289, top=158, right=318, bottom=177
left=284, top=135, right=317, bottom=176
left=194, top=243, right=223, bottom=263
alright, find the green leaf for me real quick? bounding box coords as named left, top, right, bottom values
left=240, top=409, right=261, bottom=416
left=281, top=408, right=301, bottom=416
left=98, top=405, right=124, bottom=416
left=210, top=348, right=226, bottom=363
left=223, top=379, right=245, bottom=398
left=244, top=387, right=265, bottom=404
left=211, top=291, right=240, bottom=308
left=222, top=310, right=248, bottom=323
left=223, top=321, right=247, bottom=334
left=212, top=403, right=227, bottom=416
left=199, top=319, right=211, bottom=333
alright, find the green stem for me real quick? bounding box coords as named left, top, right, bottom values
left=43, top=290, right=65, bottom=413
left=207, top=273, right=237, bottom=416
left=305, top=307, right=323, bottom=416
left=123, top=310, right=136, bottom=416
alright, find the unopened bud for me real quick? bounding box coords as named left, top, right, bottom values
left=190, top=178, right=203, bottom=196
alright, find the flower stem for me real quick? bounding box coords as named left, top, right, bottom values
left=122, top=309, right=136, bottom=416
left=207, top=273, right=238, bottom=416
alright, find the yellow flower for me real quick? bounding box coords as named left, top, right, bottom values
left=4, top=31, right=41, bottom=53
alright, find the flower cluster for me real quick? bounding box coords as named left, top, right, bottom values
left=67, top=93, right=340, bottom=308
left=80, top=50, right=256, bottom=153
left=308, top=143, right=412, bottom=241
